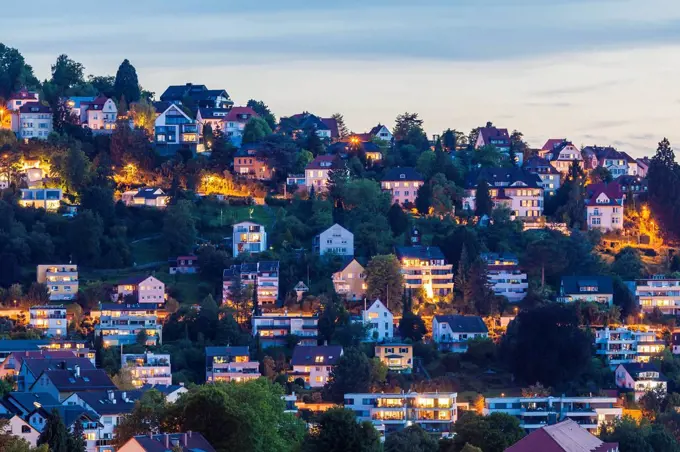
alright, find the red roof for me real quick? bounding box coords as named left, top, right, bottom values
left=478, top=127, right=510, bottom=145
left=83, top=95, right=109, bottom=107
left=586, top=182, right=623, bottom=206
left=9, top=88, right=37, bottom=101
left=506, top=420, right=618, bottom=452
left=542, top=138, right=567, bottom=152
left=224, top=106, right=258, bottom=123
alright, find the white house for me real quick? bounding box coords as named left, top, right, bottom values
left=81, top=96, right=118, bottom=133
left=305, top=155, right=344, bottom=193
left=205, top=346, right=260, bottom=383
left=480, top=252, right=528, bottom=302
left=395, top=246, right=454, bottom=298
left=586, top=184, right=624, bottom=231
left=463, top=168, right=544, bottom=219
left=16, top=102, right=53, bottom=139
left=333, top=259, right=367, bottom=301
left=431, top=315, right=488, bottom=352
left=114, top=275, right=165, bottom=305
left=615, top=362, right=667, bottom=401
left=290, top=345, right=343, bottom=388
left=29, top=305, right=67, bottom=337
left=558, top=276, right=614, bottom=305
left=154, top=104, right=201, bottom=153
left=2, top=414, right=40, bottom=447
left=222, top=261, right=279, bottom=306
left=37, top=264, right=78, bottom=301
left=121, top=187, right=170, bottom=208
left=361, top=299, right=393, bottom=341
left=314, top=223, right=354, bottom=256
left=19, top=188, right=63, bottom=211
left=121, top=352, right=172, bottom=387
left=252, top=313, right=318, bottom=348
left=543, top=141, right=583, bottom=174
left=637, top=275, right=680, bottom=315
left=6, top=88, right=40, bottom=112
left=522, top=156, right=562, bottom=197
left=232, top=221, right=267, bottom=256
left=94, top=303, right=163, bottom=346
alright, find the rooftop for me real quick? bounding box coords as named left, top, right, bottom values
left=434, top=315, right=488, bottom=333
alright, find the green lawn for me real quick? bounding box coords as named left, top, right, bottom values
left=155, top=272, right=206, bottom=305
left=130, top=237, right=167, bottom=266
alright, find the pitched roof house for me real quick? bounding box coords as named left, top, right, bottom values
left=290, top=345, right=343, bottom=388
left=585, top=183, right=624, bottom=231
left=463, top=168, right=544, bottom=218
left=475, top=126, right=510, bottom=153
left=505, top=419, right=618, bottom=452
left=559, top=276, right=614, bottom=305
left=615, top=362, right=667, bottom=401
left=118, top=432, right=216, bottom=452
left=381, top=167, right=424, bottom=206
left=431, top=315, right=488, bottom=352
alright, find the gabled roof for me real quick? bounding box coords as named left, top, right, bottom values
left=0, top=340, right=51, bottom=352
left=39, top=369, right=116, bottom=392
left=291, top=346, right=343, bottom=366
left=541, top=138, right=567, bottom=152
left=382, top=167, right=423, bottom=182
left=320, top=118, right=339, bottom=139
left=523, top=156, right=560, bottom=175
left=582, top=146, right=636, bottom=164
left=127, top=432, right=216, bottom=452
left=434, top=315, right=488, bottom=333
left=82, top=95, right=109, bottom=109
left=224, top=106, right=258, bottom=123
left=619, top=362, right=667, bottom=381
left=198, top=107, right=231, bottom=120
left=369, top=124, right=388, bottom=135
left=134, top=187, right=166, bottom=199
left=159, top=83, right=208, bottom=102
left=23, top=357, right=94, bottom=378
left=115, top=274, right=156, bottom=286
left=465, top=168, right=542, bottom=189
left=337, top=258, right=365, bottom=273
left=585, top=183, right=623, bottom=207
left=9, top=88, right=38, bottom=101
left=327, top=141, right=381, bottom=155
left=506, top=419, right=617, bottom=452
left=34, top=405, right=101, bottom=429
left=561, top=276, right=613, bottom=295
left=395, top=246, right=446, bottom=261
left=139, top=384, right=187, bottom=396
left=19, top=102, right=51, bottom=114
left=74, top=390, right=145, bottom=415
left=305, top=155, right=344, bottom=170
left=6, top=392, right=61, bottom=414
left=478, top=127, right=510, bottom=147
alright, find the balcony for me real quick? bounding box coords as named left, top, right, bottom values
left=30, top=314, right=66, bottom=319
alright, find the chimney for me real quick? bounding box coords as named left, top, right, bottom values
left=122, top=391, right=127, bottom=400
left=164, top=434, right=170, bottom=448
left=182, top=433, right=189, bottom=446
left=188, top=430, right=193, bottom=438
left=74, top=365, right=80, bottom=377
left=107, top=390, right=114, bottom=402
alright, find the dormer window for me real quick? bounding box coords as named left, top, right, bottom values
left=400, top=174, right=406, bottom=179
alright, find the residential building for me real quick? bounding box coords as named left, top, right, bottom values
left=480, top=253, right=528, bottom=302
left=616, top=175, right=647, bottom=198
left=37, top=264, right=78, bottom=301
left=304, top=155, right=345, bottom=192
left=252, top=313, right=318, bottom=348
left=195, top=107, right=231, bottom=132
left=138, top=384, right=188, bottom=403
left=232, top=221, right=267, bottom=256
left=121, top=187, right=170, bottom=208
left=286, top=174, right=305, bottom=187
left=118, top=432, right=216, bottom=452
left=538, top=138, right=566, bottom=159
left=17, top=356, right=94, bottom=392
left=542, top=140, right=584, bottom=174
left=484, top=396, right=622, bottom=433
left=222, top=261, right=279, bottom=306
left=333, top=259, right=366, bottom=301
left=16, top=102, right=53, bottom=139
left=205, top=346, right=260, bottom=383
left=0, top=350, right=80, bottom=378
left=431, top=315, right=488, bottom=352
left=27, top=405, right=102, bottom=451
left=159, top=83, right=231, bottom=109
left=463, top=168, right=544, bottom=219
left=585, top=183, right=624, bottom=231
left=522, top=155, right=561, bottom=196
left=281, top=113, right=339, bottom=140
left=344, top=392, right=458, bottom=438
left=19, top=188, right=62, bottom=210
left=233, top=143, right=273, bottom=180
left=0, top=414, right=40, bottom=447
left=375, top=343, right=413, bottom=373
left=222, top=106, right=259, bottom=146
left=154, top=104, right=201, bottom=153
left=505, top=419, right=619, bottom=452
left=81, top=96, right=118, bottom=133
left=636, top=157, right=650, bottom=178
left=30, top=366, right=116, bottom=401
left=637, top=275, right=680, bottom=315
left=314, top=223, right=354, bottom=256
left=6, top=88, right=40, bottom=112
left=558, top=276, right=614, bottom=305
left=29, top=306, right=67, bottom=337
left=352, top=124, right=393, bottom=143
left=595, top=327, right=665, bottom=367
left=328, top=140, right=383, bottom=161
left=615, top=362, right=667, bottom=401
left=361, top=299, right=393, bottom=341
left=583, top=146, right=638, bottom=177
left=169, top=255, right=198, bottom=274
left=475, top=126, right=511, bottom=154
left=94, top=303, right=163, bottom=346
left=0, top=341, right=92, bottom=367
left=114, top=275, right=165, bottom=305
left=65, top=96, right=95, bottom=120
left=395, top=246, right=454, bottom=297
left=121, top=352, right=172, bottom=387
left=290, top=345, right=343, bottom=387
left=381, top=167, right=424, bottom=207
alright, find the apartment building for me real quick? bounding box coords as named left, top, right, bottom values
left=37, top=264, right=78, bottom=301
left=636, top=275, right=680, bottom=315
left=483, top=396, right=622, bottom=433
left=558, top=276, right=613, bottom=305
left=121, top=352, right=172, bottom=387
left=480, top=252, right=528, bottom=302
left=395, top=246, right=454, bottom=297
left=222, top=261, right=279, bottom=306
left=313, top=223, right=354, bottom=256
left=17, top=102, right=53, bottom=139
left=595, top=327, right=665, bottom=368
left=251, top=313, right=318, bottom=348
left=205, top=346, right=260, bottom=383
left=431, top=315, right=488, bottom=352
left=463, top=168, right=544, bottom=219
left=19, top=188, right=62, bottom=210
left=232, top=221, right=267, bottom=256
left=375, top=343, right=413, bottom=373
left=344, top=392, right=458, bottom=438
left=333, top=259, right=366, bottom=301
left=113, top=275, right=166, bottom=305
left=290, top=345, right=343, bottom=388
left=94, top=303, right=163, bottom=346
left=361, top=299, right=393, bottom=341
left=29, top=306, right=67, bottom=337
left=380, top=168, right=424, bottom=207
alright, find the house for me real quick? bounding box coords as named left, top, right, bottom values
left=232, top=221, right=267, bottom=256
left=583, top=146, right=638, bottom=177
left=558, top=276, right=614, bottom=305
left=344, top=392, right=458, bottom=438
left=0, top=341, right=92, bottom=368
left=138, top=384, right=188, bottom=403
left=314, top=224, right=354, bottom=256
left=615, top=175, right=647, bottom=198
left=16, top=102, right=53, bottom=139
left=366, top=124, right=393, bottom=143
left=361, top=299, right=393, bottom=341
left=333, top=259, right=367, bottom=301
left=305, top=155, right=345, bottom=192
left=595, top=327, right=665, bottom=367
left=480, top=253, right=528, bottom=302
left=196, top=107, right=231, bottom=132
left=290, top=345, right=343, bottom=388
left=1, top=414, right=40, bottom=447
left=6, top=88, right=40, bottom=112
left=585, top=183, right=624, bottom=231
left=522, top=155, right=561, bottom=196
left=615, top=362, right=667, bottom=401
left=114, top=275, right=165, bottom=305
left=328, top=140, right=383, bottom=161
left=636, top=157, right=650, bottom=178
left=19, top=188, right=62, bottom=210
left=18, top=356, right=95, bottom=392
left=169, top=256, right=198, bottom=274
left=65, top=96, right=95, bottom=120
left=154, top=104, right=201, bottom=153
left=0, top=350, right=79, bottom=379
left=375, top=343, right=412, bottom=372
left=205, top=346, right=260, bottom=383
left=637, top=275, right=680, bottom=315
left=431, top=315, right=488, bottom=352
left=160, top=83, right=232, bottom=109
left=29, top=306, right=67, bottom=337
left=37, top=264, right=78, bottom=301
left=27, top=405, right=102, bottom=451
left=252, top=313, right=318, bottom=348
left=484, top=396, right=622, bottom=433
left=118, top=432, right=216, bottom=452
left=121, top=187, right=170, bottom=208
left=121, top=352, right=172, bottom=387
left=381, top=167, right=424, bottom=207
left=542, top=140, right=584, bottom=174
left=222, top=106, right=259, bottom=146
left=80, top=96, right=118, bottom=133
left=463, top=168, right=544, bottom=219
left=160, top=83, right=208, bottom=103
left=395, top=246, right=454, bottom=297
left=286, top=174, right=306, bottom=188
left=30, top=367, right=116, bottom=401
left=233, top=143, right=273, bottom=180
left=475, top=126, right=511, bottom=154
left=538, top=138, right=566, bottom=159
left=505, top=419, right=619, bottom=452
left=222, top=261, right=279, bottom=306
left=282, top=113, right=339, bottom=140
left=94, top=303, right=163, bottom=346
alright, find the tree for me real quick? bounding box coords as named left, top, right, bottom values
left=50, top=54, right=84, bottom=94
left=365, top=255, right=404, bottom=311
left=399, top=312, right=426, bottom=342
left=162, top=201, right=197, bottom=256
left=611, top=247, right=644, bottom=280
left=88, top=75, right=115, bottom=96
left=384, top=424, right=438, bottom=452
left=474, top=180, right=493, bottom=217
left=246, top=100, right=277, bottom=129
left=52, top=144, right=92, bottom=194
left=325, top=348, right=374, bottom=403
left=331, top=113, right=350, bottom=139
left=242, top=117, right=273, bottom=145
left=452, top=412, right=524, bottom=452
left=600, top=416, right=680, bottom=452
left=69, top=210, right=104, bottom=266
left=37, top=409, right=69, bottom=452
left=301, top=407, right=381, bottom=452
left=130, top=98, right=156, bottom=135
left=387, top=203, right=409, bottom=237
left=415, top=182, right=433, bottom=215
left=113, top=59, right=141, bottom=103
left=68, top=420, right=86, bottom=452
left=113, top=390, right=171, bottom=448
left=523, top=234, right=567, bottom=288
left=393, top=112, right=427, bottom=150
left=590, top=166, right=613, bottom=184
left=305, top=130, right=325, bottom=156
left=0, top=44, right=39, bottom=98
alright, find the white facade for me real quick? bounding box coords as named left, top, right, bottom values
left=481, top=253, right=527, bottom=302
left=333, top=259, right=367, bottom=301
left=615, top=364, right=667, bottom=401
left=17, top=103, right=53, bottom=139
left=372, top=125, right=393, bottom=142
left=547, top=143, right=583, bottom=174
left=121, top=352, right=172, bottom=387
left=587, top=192, right=623, bottom=231
left=595, top=327, right=665, bottom=367
left=233, top=221, right=267, bottom=256
left=154, top=104, right=200, bottom=150
left=431, top=315, right=488, bottom=352
left=252, top=313, right=318, bottom=348
left=314, top=223, right=354, bottom=256
left=116, top=276, right=165, bottom=305
left=29, top=305, right=67, bottom=337
left=37, top=264, right=78, bottom=301
left=83, top=98, right=118, bottom=132
left=361, top=299, right=393, bottom=341
left=637, top=276, right=680, bottom=315
left=19, top=188, right=62, bottom=210
left=2, top=414, right=39, bottom=447
left=95, top=304, right=162, bottom=346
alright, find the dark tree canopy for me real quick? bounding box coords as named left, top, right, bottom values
left=301, top=407, right=382, bottom=452
left=114, top=59, right=141, bottom=103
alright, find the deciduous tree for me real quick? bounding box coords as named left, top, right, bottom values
left=301, top=407, right=381, bottom=452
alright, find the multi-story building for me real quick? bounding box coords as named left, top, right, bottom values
left=29, top=306, right=67, bottom=337
left=480, top=253, right=528, bottom=302
left=94, top=303, right=163, bottom=346
left=121, top=187, right=170, bottom=208
left=380, top=168, right=424, bottom=207
left=333, top=259, right=366, bottom=301
left=304, top=155, right=345, bottom=193
left=522, top=155, right=561, bottom=197
left=475, top=126, right=511, bottom=154
left=615, top=362, right=667, bottom=401
left=583, top=146, right=638, bottom=177
left=159, top=83, right=232, bottom=109
left=168, top=255, right=198, bottom=274
left=344, top=392, right=458, bottom=438
left=595, top=327, right=665, bottom=367
left=19, top=188, right=62, bottom=210
left=431, top=315, right=488, bottom=352
left=121, top=352, right=172, bottom=387
left=558, top=276, right=613, bottom=305
left=195, top=107, right=231, bottom=132
left=375, top=343, right=413, bottom=373
left=154, top=104, right=201, bottom=154
left=80, top=96, right=118, bottom=133
left=252, top=313, right=318, bottom=348
left=232, top=221, right=267, bottom=256
left=463, top=168, right=543, bottom=219
left=37, top=264, right=78, bottom=301
left=395, top=246, right=454, bottom=297
left=290, top=345, right=343, bottom=388
left=114, top=275, right=166, bottom=305
left=233, top=143, right=273, bottom=180
left=222, top=261, right=279, bottom=306
left=361, top=299, right=393, bottom=341
left=222, top=106, right=259, bottom=146
left=636, top=275, right=680, bottom=315
left=314, top=223, right=354, bottom=256
left=16, top=102, right=53, bottom=139
left=483, top=396, right=622, bottom=433
left=542, top=140, right=584, bottom=174
left=6, top=88, right=40, bottom=112
left=585, top=183, right=624, bottom=231
left=205, top=346, right=260, bottom=383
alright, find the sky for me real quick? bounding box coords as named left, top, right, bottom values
left=6, top=0, right=680, bottom=156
